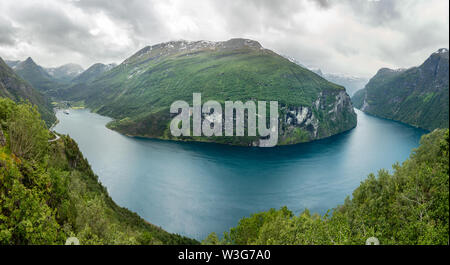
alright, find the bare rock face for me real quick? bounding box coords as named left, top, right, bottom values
left=279, top=90, right=356, bottom=144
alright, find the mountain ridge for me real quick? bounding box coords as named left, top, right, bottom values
left=352, top=48, right=449, bottom=131
left=0, top=56, right=55, bottom=125
left=12, top=57, right=61, bottom=94
left=63, top=38, right=357, bottom=146
left=45, top=63, right=84, bottom=83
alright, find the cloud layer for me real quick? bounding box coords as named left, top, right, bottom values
left=0, top=0, right=448, bottom=76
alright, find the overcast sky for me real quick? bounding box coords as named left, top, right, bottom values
left=0, top=0, right=448, bottom=77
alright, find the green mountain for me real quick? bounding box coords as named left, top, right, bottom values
left=71, top=63, right=116, bottom=85
left=0, top=98, right=197, bottom=245
left=65, top=38, right=357, bottom=146
left=53, top=63, right=117, bottom=100
left=45, top=63, right=84, bottom=84
left=352, top=48, right=449, bottom=131
left=0, top=57, right=55, bottom=126
left=13, top=57, right=61, bottom=94
left=204, top=128, right=449, bottom=245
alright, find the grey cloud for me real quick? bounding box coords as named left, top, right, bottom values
left=0, top=0, right=447, bottom=76
left=334, top=43, right=360, bottom=57
left=343, top=0, right=402, bottom=26
left=72, top=0, right=168, bottom=43
left=0, top=18, right=17, bottom=46
left=4, top=1, right=140, bottom=66
left=310, top=0, right=331, bottom=9
left=210, top=0, right=308, bottom=35
left=11, top=5, right=91, bottom=48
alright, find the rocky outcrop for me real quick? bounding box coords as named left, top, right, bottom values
left=279, top=90, right=357, bottom=144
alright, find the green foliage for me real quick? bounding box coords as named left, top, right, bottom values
left=209, top=129, right=449, bottom=245
left=0, top=99, right=198, bottom=245
left=8, top=103, right=49, bottom=161
left=13, top=57, right=60, bottom=94
left=0, top=57, right=56, bottom=126
left=352, top=50, right=449, bottom=131
left=202, top=232, right=220, bottom=245
left=0, top=158, right=63, bottom=244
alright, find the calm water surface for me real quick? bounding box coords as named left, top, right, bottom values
left=54, top=109, right=426, bottom=240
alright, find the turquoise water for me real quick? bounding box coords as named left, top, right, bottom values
left=54, top=109, right=427, bottom=240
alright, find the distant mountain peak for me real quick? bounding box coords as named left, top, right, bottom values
left=24, top=57, right=35, bottom=64
left=152, top=38, right=262, bottom=50
left=434, top=48, right=449, bottom=54
left=45, top=63, right=84, bottom=83
left=376, top=67, right=407, bottom=75
left=124, top=38, right=265, bottom=65
left=280, top=54, right=368, bottom=96
left=0, top=56, right=56, bottom=125
left=15, top=57, right=42, bottom=73
left=70, top=62, right=116, bottom=84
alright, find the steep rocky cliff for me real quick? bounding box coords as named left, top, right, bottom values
left=279, top=90, right=356, bottom=144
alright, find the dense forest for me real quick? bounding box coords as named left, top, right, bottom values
left=0, top=98, right=197, bottom=245
left=203, top=128, right=449, bottom=245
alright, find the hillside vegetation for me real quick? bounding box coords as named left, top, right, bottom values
left=352, top=48, right=449, bottom=131
left=204, top=129, right=449, bottom=245
left=0, top=98, right=197, bottom=245
left=62, top=39, right=356, bottom=146
left=0, top=57, right=55, bottom=126
left=12, top=57, right=61, bottom=95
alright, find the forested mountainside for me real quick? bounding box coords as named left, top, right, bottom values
left=6, top=60, right=84, bottom=85
left=6, top=57, right=117, bottom=99
left=0, top=98, right=197, bottom=245
left=352, top=48, right=449, bottom=131
left=61, top=38, right=356, bottom=146
left=0, top=57, right=55, bottom=126
left=204, top=129, right=449, bottom=245
left=11, top=57, right=61, bottom=95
